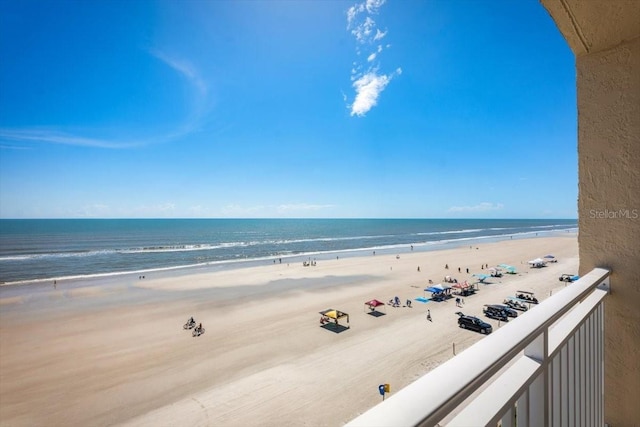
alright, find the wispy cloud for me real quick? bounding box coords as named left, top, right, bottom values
left=373, top=29, right=387, bottom=41
left=149, top=49, right=207, bottom=98
left=147, top=49, right=211, bottom=139
left=448, top=202, right=505, bottom=213
left=131, top=202, right=177, bottom=216
left=0, top=143, right=32, bottom=150
left=276, top=203, right=335, bottom=213
left=75, top=203, right=112, bottom=217
left=345, top=0, right=400, bottom=117
left=0, top=129, right=141, bottom=149
left=0, top=49, right=210, bottom=150
left=221, top=204, right=266, bottom=216
left=220, top=203, right=336, bottom=217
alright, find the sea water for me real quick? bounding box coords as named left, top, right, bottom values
left=0, top=218, right=577, bottom=284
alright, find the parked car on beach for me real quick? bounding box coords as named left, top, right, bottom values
left=504, top=298, right=529, bottom=311
left=483, top=305, right=509, bottom=322
left=491, top=304, right=518, bottom=318
left=456, top=312, right=492, bottom=334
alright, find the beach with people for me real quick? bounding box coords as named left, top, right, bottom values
left=0, top=235, right=577, bottom=426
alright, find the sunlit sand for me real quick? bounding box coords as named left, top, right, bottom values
left=0, top=236, right=577, bottom=426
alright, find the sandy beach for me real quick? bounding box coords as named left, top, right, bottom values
left=0, top=235, right=578, bottom=426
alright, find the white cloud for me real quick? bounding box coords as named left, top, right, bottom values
left=345, top=0, right=400, bottom=118
left=351, top=16, right=377, bottom=43
left=276, top=203, right=335, bottom=213
left=346, top=3, right=365, bottom=27
left=77, top=203, right=111, bottom=217
left=350, top=68, right=401, bottom=116
left=365, top=0, right=386, bottom=13
left=350, top=72, right=390, bottom=116
left=448, top=202, right=505, bottom=213
left=221, top=204, right=266, bottom=216
left=219, top=203, right=335, bottom=217
left=70, top=202, right=178, bottom=218
left=374, top=29, right=387, bottom=41
left=133, top=203, right=177, bottom=216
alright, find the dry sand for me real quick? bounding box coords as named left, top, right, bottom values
left=0, top=235, right=578, bottom=427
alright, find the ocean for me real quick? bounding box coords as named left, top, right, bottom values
left=0, top=218, right=577, bottom=284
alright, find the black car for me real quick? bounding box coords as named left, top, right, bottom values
left=504, top=298, right=528, bottom=312
left=456, top=312, right=492, bottom=334
left=488, top=304, right=518, bottom=318
left=483, top=305, right=509, bottom=322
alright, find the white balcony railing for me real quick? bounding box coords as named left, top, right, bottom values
left=346, top=268, right=610, bottom=427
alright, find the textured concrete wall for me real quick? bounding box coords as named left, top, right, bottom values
left=577, top=36, right=640, bottom=425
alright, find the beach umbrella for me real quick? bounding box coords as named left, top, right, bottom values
left=472, top=273, right=490, bottom=283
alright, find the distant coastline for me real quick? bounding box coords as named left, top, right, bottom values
left=0, top=218, right=577, bottom=285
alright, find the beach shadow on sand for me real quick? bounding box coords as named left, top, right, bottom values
left=320, top=323, right=351, bottom=333
left=367, top=311, right=386, bottom=317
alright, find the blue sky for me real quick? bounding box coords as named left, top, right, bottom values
left=0, top=0, right=577, bottom=219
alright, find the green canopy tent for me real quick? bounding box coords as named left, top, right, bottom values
left=497, top=264, right=517, bottom=274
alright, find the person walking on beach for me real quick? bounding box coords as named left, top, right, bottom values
left=427, top=310, right=432, bottom=322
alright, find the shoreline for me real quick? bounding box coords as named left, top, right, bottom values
left=0, top=235, right=579, bottom=426
left=0, top=229, right=577, bottom=288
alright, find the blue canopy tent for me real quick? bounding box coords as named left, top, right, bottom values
left=472, top=273, right=491, bottom=284
left=424, top=284, right=452, bottom=302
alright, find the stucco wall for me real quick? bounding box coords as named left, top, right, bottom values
left=577, top=35, right=640, bottom=425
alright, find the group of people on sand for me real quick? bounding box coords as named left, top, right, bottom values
left=388, top=296, right=412, bottom=308
left=320, top=316, right=340, bottom=326
left=185, top=316, right=204, bottom=335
